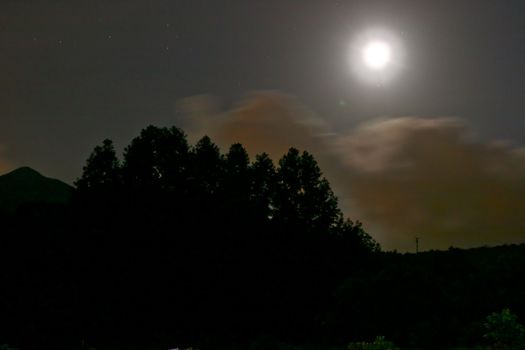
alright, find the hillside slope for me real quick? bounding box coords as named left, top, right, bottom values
left=0, top=167, right=73, bottom=213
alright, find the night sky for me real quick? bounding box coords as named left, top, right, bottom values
left=2, top=0, right=525, bottom=250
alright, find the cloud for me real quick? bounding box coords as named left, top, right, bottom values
left=339, top=117, right=525, bottom=251
left=179, top=91, right=332, bottom=158
left=181, top=92, right=525, bottom=251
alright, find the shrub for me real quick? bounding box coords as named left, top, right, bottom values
left=483, top=309, right=525, bottom=349
left=0, top=345, right=17, bottom=350
left=348, top=336, right=400, bottom=350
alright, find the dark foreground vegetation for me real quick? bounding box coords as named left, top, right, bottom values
left=1, top=125, right=524, bottom=350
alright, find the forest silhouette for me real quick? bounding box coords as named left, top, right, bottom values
left=1, top=125, right=525, bottom=350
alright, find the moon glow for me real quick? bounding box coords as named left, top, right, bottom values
left=363, top=41, right=391, bottom=69
left=350, top=29, right=404, bottom=85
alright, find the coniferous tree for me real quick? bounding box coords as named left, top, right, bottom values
left=122, top=125, right=189, bottom=192
left=74, top=139, right=121, bottom=228
left=274, top=148, right=341, bottom=234
left=69, top=125, right=384, bottom=349
left=75, top=139, right=120, bottom=191
left=224, top=143, right=251, bottom=203
left=250, top=152, right=277, bottom=219
left=190, top=135, right=224, bottom=197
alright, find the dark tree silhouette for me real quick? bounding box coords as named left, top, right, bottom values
left=0, top=124, right=391, bottom=350
left=224, top=143, right=251, bottom=203
left=6, top=124, right=525, bottom=350
left=189, top=135, right=224, bottom=197
left=250, top=152, right=277, bottom=219
left=75, top=139, right=120, bottom=191
left=336, top=219, right=381, bottom=254
left=73, top=138, right=121, bottom=231
left=274, top=148, right=341, bottom=234
left=122, top=125, right=189, bottom=191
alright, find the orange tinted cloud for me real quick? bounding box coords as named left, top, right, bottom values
left=339, top=117, right=525, bottom=251
left=181, top=92, right=525, bottom=251
left=180, top=91, right=331, bottom=158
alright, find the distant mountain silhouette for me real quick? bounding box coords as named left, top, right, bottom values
left=0, top=166, right=73, bottom=213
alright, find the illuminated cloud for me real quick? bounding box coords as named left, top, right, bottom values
left=181, top=92, right=525, bottom=251
left=339, top=117, right=525, bottom=251
left=181, top=91, right=332, bottom=159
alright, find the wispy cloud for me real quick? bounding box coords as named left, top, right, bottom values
left=338, top=117, right=525, bottom=251
left=180, top=91, right=525, bottom=251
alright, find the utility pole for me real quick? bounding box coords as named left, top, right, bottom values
left=415, top=236, right=420, bottom=254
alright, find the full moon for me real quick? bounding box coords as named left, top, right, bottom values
left=363, top=41, right=391, bottom=69
left=351, top=29, right=403, bottom=85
